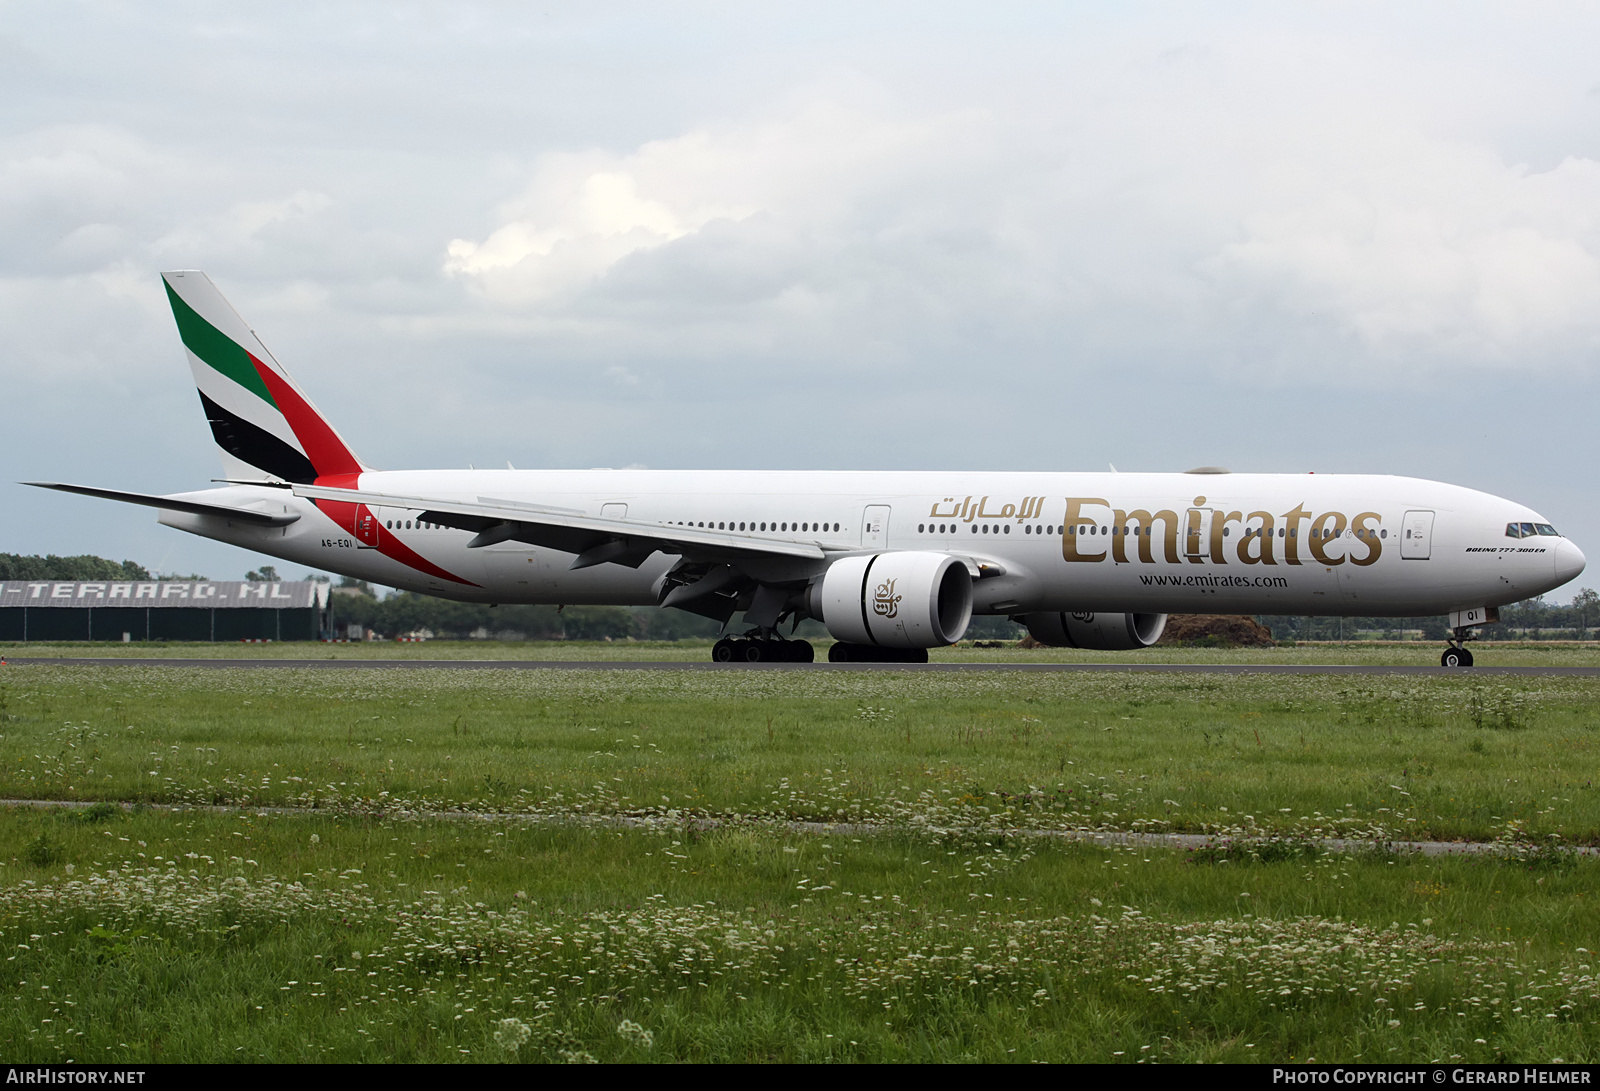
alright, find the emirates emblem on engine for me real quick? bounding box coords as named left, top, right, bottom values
left=873, top=577, right=901, bottom=618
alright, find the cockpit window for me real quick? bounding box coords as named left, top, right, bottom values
left=1507, top=522, right=1562, bottom=538
left=1536, top=523, right=1560, bottom=536
left=1507, top=523, right=1525, bottom=538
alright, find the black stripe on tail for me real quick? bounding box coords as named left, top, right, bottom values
left=198, top=390, right=318, bottom=484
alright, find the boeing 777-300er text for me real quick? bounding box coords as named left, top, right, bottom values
left=26, top=271, right=1588, bottom=665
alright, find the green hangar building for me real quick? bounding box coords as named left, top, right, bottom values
left=0, top=580, right=331, bottom=642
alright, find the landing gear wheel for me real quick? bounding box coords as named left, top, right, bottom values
left=1441, top=647, right=1474, bottom=668
left=711, top=638, right=815, bottom=663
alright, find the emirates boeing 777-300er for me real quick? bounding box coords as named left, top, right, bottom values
left=26, top=271, right=1588, bottom=665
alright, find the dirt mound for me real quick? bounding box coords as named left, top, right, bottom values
left=1157, top=614, right=1276, bottom=647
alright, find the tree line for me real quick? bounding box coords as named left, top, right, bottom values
left=0, top=553, right=153, bottom=581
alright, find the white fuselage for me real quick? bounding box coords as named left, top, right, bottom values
left=156, top=468, right=1584, bottom=618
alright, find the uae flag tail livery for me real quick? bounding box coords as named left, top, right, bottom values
left=163, top=271, right=367, bottom=486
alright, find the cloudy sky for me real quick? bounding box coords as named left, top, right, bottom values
left=5, top=2, right=1600, bottom=597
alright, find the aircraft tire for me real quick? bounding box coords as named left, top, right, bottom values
left=713, top=639, right=816, bottom=663
left=1441, top=648, right=1474, bottom=668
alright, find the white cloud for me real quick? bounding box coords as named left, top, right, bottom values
left=443, top=143, right=758, bottom=302
left=1203, top=146, right=1600, bottom=366
left=153, top=189, right=333, bottom=264
left=441, top=101, right=974, bottom=311
left=438, top=47, right=1600, bottom=381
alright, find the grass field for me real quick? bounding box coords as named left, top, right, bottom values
left=7, top=637, right=1600, bottom=666
left=0, top=652, right=1594, bottom=1062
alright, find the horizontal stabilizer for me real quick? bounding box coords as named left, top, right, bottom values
left=22, top=482, right=301, bottom=527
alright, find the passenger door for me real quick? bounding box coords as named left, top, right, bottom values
left=1401, top=510, right=1434, bottom=560
left=862, top=505, right=891, bottom=549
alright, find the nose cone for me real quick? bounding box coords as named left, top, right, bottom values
left=1554, top=537, right=1587, bottom=587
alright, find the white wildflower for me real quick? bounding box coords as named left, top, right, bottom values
left=617, top=1019, right=654, bottom=1049
left=493, top=1017, right=532, bottom=1054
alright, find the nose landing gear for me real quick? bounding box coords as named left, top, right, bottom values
left=1440, top=607, right=1496, bottom=668
left=1441, top=623, right=1479, bottom=668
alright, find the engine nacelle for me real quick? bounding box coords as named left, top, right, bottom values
left=810, top=552, right=973, bottom=649
left=1021, top=611, right=1167, bottom=650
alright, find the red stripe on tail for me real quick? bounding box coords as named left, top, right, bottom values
left=250, top=356, right=363, bottom=479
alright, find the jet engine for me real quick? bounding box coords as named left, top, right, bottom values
left=1020, top=611, right=1167, bottom=650
left=809, top=552, right=973, bottom=649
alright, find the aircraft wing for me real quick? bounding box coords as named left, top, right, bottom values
left=23, top=482, right=301, bottom=528
left=289, top=482, right=830, bottom=569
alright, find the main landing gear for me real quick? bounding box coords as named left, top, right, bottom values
left=712, top=637, right=815, bottom=663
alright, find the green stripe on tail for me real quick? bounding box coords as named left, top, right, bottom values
left=163, top=280, right=277, bottom=407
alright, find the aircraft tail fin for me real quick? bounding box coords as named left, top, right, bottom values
left=161, top=271, right=370, bottom=484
